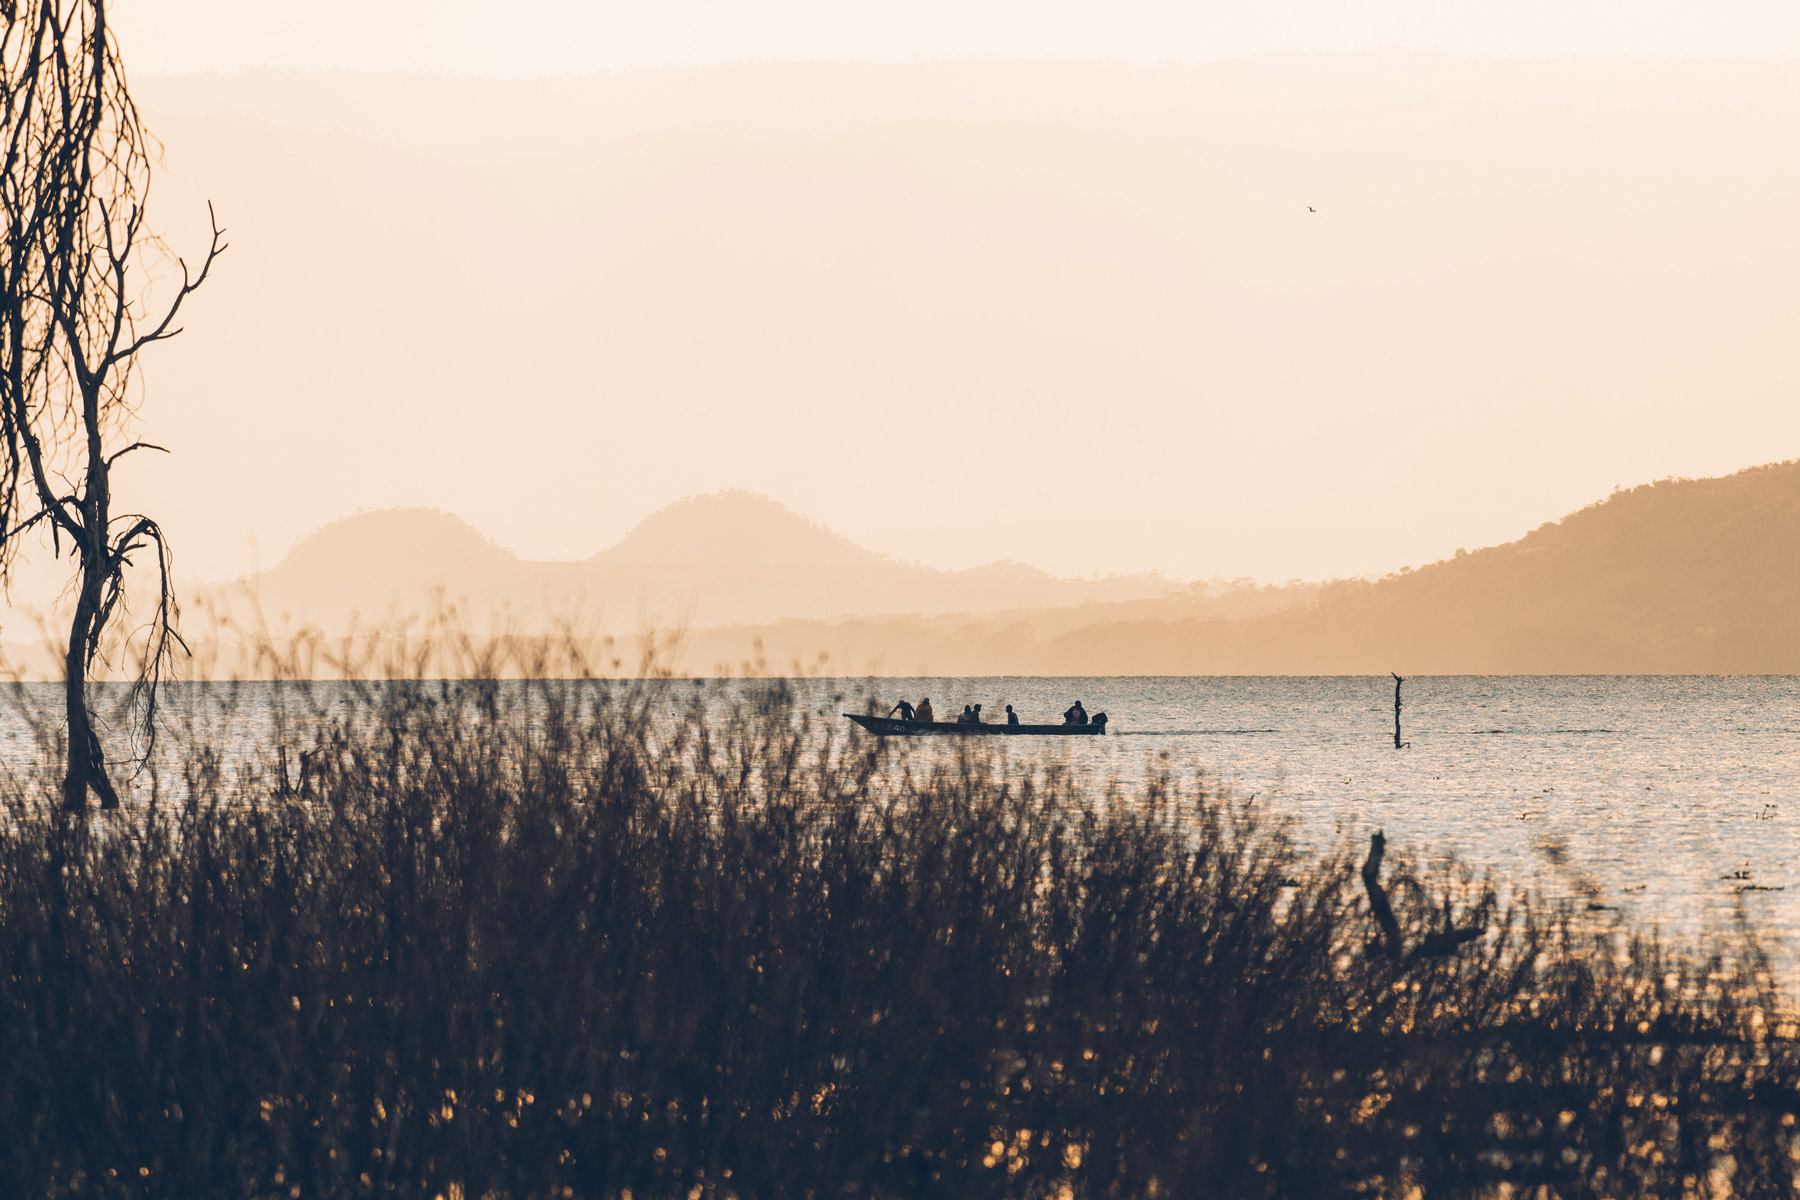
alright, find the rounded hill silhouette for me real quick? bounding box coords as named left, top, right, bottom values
left=266, top=507, right=513, bottom=586
left=592, top=490, right=885, bottom=566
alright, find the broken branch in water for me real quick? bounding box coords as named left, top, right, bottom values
left=1362, top=830, right=1484, bottom=960
left=1362, top=830, right=1403, bottom=957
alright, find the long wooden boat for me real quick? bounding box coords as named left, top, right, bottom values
left=844, top=713, right=1107, bottom=737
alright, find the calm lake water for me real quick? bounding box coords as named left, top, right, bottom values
left=812, top=675, right=1800, bottom=955
left=12, top=675, right=1800, bottom=956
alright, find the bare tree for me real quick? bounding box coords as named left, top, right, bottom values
left=0, top=1, right=223, bottom=810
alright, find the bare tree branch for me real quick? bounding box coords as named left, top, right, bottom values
left=107, top=202, right=224, bottom=366
left=100, top=438, right=163, bottom=469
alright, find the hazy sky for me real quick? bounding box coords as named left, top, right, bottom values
left=117, top=1, right=1800, bottom=75
left=53, top=5, right=1800, bottom=599
left=101, top=59, right=1800, bottom=592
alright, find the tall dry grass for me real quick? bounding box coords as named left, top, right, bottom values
left=0, top=652, right=1794, bottom=1197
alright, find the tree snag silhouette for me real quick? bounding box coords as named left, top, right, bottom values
left=1361, top=831, right=1484, bottom=960
left=0, top=1, right=224, bottom=810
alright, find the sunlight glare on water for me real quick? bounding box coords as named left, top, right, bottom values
left=820, top=675, right=1800, bottom=953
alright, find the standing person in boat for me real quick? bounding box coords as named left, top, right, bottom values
left=1063, top=700, right=1088, bottom=724
left=915, top=697, right=934, bottom=723
left=1005, top=704, right=1020, bottom=726
left=888, top=699, right=916, bottom=721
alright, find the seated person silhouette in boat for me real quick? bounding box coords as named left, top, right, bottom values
left=971, top=704, right=984, bottom=723
left=1005, top=704, right=1020, bottom=726
left=1064, top=701, right=1088, bottom=725
left=915, top=698, right=934, bottom=723
left=888, top=699, right=916, bottom=721
left=957, top=705, right=976, bottom=724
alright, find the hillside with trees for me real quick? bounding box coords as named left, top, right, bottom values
left=682, top=462, right=1800, bottom=675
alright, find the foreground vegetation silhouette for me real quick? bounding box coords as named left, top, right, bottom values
left=1, top=651, right=1799, bottom=1197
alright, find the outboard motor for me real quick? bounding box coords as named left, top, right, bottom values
left=1092, top=713, right=1107, bottom=734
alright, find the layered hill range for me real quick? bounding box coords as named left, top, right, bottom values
left=206, top=462, right=1800, bottom=676
left=213, top=490, right=1199, bottom=637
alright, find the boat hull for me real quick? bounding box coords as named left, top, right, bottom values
left=844, top=713, right=1106, bottom=736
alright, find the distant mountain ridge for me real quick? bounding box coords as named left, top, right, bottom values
left=229, top=490, right=1185, bottom=631
left=676, top=461, right=1800, bottom=675
left=178, top=462, right=1800, bottom=675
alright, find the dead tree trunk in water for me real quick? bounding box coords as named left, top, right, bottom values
left=1361, top=830, right=1485, bottom=960
left=1391, top=672, right=1409, bottom=749
left=1361, top=831, right=1403, bottom=957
